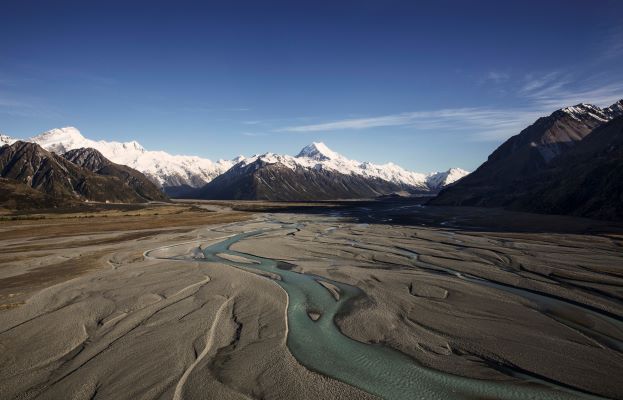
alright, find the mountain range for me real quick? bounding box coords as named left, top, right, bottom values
left=0, top=142, right=167, bottom=208
left=63, top=147, right=168, bottom=202
left=1, top=128, right=469, bottom=199
left=190, top=143, right=467, bottom=200
left=5, top=99, right=622, bottom=214
left=24, top=127, right=236, bottom=188
left=431, top=100, right=623, bottom=220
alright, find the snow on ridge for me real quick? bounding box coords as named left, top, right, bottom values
left=240, top=142, right=468, bottom=190
left=604, top=99, right=623, bottom=117
left=426, top=167, right=470, bottom=189
left=29, top=127, right=235, bottom=187
left=296, top=141, right=342, bottom=161
left=31, top=127, right=147, bottom=156
left=561, top=100, right=623, bottom=122
left=1, top=134, right=17, bottom=146
left=10, top=127, right=469, bottom=191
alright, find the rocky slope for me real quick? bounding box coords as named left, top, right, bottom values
left=512, top=116, right=623, bottom=220
left=292, top=142, right=468, bottom=190
left=0, top=177, right=74, bottom=210
left=0, top=141, right=167, bottom=205
left=63, top=148, right=168, bottom=202
left=192, top=143, right=468, bottom=200
left=431, top=100, right=623, bottom=219
left=194, top=158, right=407, bottom=200
left=29, top=127, right=237, bottom=189
left=15, top=127, right=467, bottom=195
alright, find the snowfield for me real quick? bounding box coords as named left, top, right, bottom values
left=29, top=127, right=235, bottom=187
left=237, top=142, right=468, bottom=191
left=4, top=127, right=469, bottom=191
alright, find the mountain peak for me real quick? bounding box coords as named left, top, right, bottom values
left=604, top=99, right=623, bottom=118
left=558, top=101, right=623, bottom=123
left=560, top=103, right=599, bottom=117
left=124, top=140, right=145, bottom=152
left=30, top=127, right=87, bottom=154
left=296, top=142, right=341, bottom=160
left=1, top=134, right=17, bottom=146
left=37, top=126, right=85, bottom=141
left=426, top=167, right=470, bottom=189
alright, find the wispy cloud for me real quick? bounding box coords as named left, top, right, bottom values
left=533, top=82, right=623, bottom=110
left=276, top=73, right=622, bottom=141
left=278, top=112, right=426, bottom=132
left=519, top=71, right=567, bottom=95
left=520, top=71, right=623, bottom=109
left=277, top=107, right=544, bottom=141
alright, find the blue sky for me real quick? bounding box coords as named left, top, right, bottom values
left=1, top=0, right=622, bottom=172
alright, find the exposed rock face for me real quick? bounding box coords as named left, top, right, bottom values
left=63, top=148, right=168, bottom=202
left=431, top=102, right=622, bottom=204
left=186, top=142, right=469, bottom=201
left=193, top=158, right=413, bottom=201
left=0, top=141, right=167, bottom=205
left=431, top=100, right=623, bottom=220
left=512, top=116, right=623, bottom=220
left=11, top=127, right=470, bottom=196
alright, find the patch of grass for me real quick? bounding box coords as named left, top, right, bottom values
left=0, top=207, right=251, bottom=241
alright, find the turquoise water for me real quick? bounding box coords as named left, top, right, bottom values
left=197, top=229, right=604, bottom=400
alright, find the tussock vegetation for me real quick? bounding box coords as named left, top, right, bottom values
left=0, top=204, right=250, bottom=240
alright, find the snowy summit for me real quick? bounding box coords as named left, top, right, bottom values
left=28, top=127, right=236, bottom=188
left=296, top=142, right=342, bottom=161
left=3, top=127, right=469, bottom=193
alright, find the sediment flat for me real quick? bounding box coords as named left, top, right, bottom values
left=1, top=201, right=622, bottom=399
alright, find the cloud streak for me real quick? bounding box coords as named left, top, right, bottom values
left=277, top=107, right=545, bottom=141
left=522, top=77, right=623, bottom=110
left=277, top=74, right=623, bottom=141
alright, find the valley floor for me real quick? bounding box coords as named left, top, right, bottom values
left=0, top=201, right=622, bottom=399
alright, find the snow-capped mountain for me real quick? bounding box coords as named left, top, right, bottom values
left=0, top=141, right=166, bottom=204
left=233, top=142, right=467, bottom=191
left=562, top=101, right=623, bottom=122
left=29, top=127, right=236, bottom=188
left=426, top=168, right=470, bottom=190
left=62, top=147, right=168, bottom=202
left=297, top=142, right=342, bottom=160
left=193, top=142, right=469, bottom=201
left=532, top=101, right=623, bottom=162
left=6, top=127, right=468, bottom=197
left=431, top=99, right=623, bottom=217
